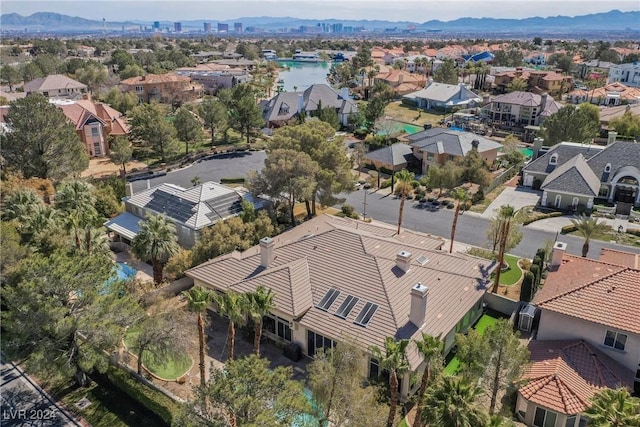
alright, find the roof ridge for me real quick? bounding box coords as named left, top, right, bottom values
left=373, top=255, right=400, bottom=330
left=555, top=375, right=589, bottom=413
left=537, top=266, right=631, bottom=306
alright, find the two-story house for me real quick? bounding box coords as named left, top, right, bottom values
left=104, top=181, right=262, bottom=249
left=493, top=68, right=573, bottom=97
left=481, top=91, right=562, bottom=128
left=607, top=62, right=640, bottom=88
left=567, top=82, right=640, bottom=106
left=514, top=242, right=639, bottom=427
left=24, top=74, right=87, bottom=99
left=120, top=73, right=203, bottom=104
left=186, top=214, right=496, bottom=399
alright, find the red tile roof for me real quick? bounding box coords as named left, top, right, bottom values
left=121, top=73, right=191, bottom=85
left=599, top=248, right=640, bottom=269
left=520, top=340, right=634, bottom=414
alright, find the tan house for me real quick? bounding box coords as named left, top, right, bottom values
left=186, top=214, right=496, bottom=398
left=374, top=69, right=426, bottom=96
left=24, top=74, right=87, bottom=99
left=566, top=82, right=640, bottom=106
left=494, top=68, right=573, bottom=97
left=481, top=91, right=562, bottom=127
left=120, top=73, right=203, bottom=104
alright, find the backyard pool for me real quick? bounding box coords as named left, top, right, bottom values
left=103, top=263, right=138, bottom=292
left=376, top=121, right=423, bottom=136
left=520, top=148, right=534, bottom=158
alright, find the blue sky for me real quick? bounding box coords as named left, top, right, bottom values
left=2, top=0, right=639, bottom=22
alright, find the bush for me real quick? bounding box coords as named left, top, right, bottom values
left=419, top=198, right=427, bottom=204
left=380, top=179, right=392, bottom=189
left=220, top=177, right=246, bottom=184
left=466, top=247, right=496, bottom=260
left=520, top=258, right=532, bottom=271
left=472, top=189, right=484, bottom=204
left=446, top=203, right=454, bottom=209
left=627, top=228, right=640, bottom=237
left=336, top=204, right=359, bottom=219
left=411, top=180, right=420, bottom=189
left=520, top=271, right=535, bottom=302
left=106, top=367, right=180, bottom=426
left=560, top=224, right=577, bottom=234
left=529, top=264, right=541, bottom=288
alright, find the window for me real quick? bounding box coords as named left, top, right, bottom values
left=93, top=142, right=102, bottom=156
left=598, top=185, right=609, bottom=198
left=354, top=302, right=378, bottom=327
left=317, top=288, right=340, bottom=311
left=534, top=407, right=557, bottom=427
left=554, top=194, right=562, bottom=208
left=566, top=415, right=577, bottom=427
left=549, top=153, right=558, bottom=165
left=91, top=126, right=100, bottom=137
left=135, top=85, right=144, bottom=93
left=369, top=358, right=379, bottom=379
left=307, top=330, right=335, bottom=357
left=603, top=330, right=627, bottom=351
left=263, top=314, right=291, bottom=342
left=426, top=153, right=434, bottom=161
left=448, top=155, right=456, bottom=161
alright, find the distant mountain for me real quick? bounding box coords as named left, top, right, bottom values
left=1, top=10, right=639, bottom=33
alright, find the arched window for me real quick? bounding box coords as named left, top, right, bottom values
left=572, top=197, right=579, bottom=209
left=604, top=163, right=612, bottom=173
left=554, top=194, right=562, bottom=208
left=549, top=153, right=558, bottom=165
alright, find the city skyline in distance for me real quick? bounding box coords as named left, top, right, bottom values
left=4, top=0, right=640, bottom=23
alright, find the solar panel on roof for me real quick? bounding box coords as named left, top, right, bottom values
left=334, top=295, right=359, bottom=319
left=317, top=288, right=340, bottom=311
left=354, top=302, right=378, bottom=327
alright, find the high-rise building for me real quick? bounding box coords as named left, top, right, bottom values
left=174, top=22, right=182, bottom=33
left=234, top=22, right=243, bottom=32
left=153, top=21, right=160, bottom=30
left=217, top=23, right=229, bottom=32
left=332, top=23, right=343, bottom=33
left=204, top=22, right=212, bottom=32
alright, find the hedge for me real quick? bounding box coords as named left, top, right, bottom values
left=520, top=271, right=535, bottom=302
left=220, top=177, right=246, bottom=184
left=627, top=228, right=640, bottom=237
left=560, top=224, right=578, bottom=234
left=106, top=367, right=180, bottom=426
left=521, top=211, right=563, bottom=226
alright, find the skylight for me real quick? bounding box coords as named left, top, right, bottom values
left=416, top=255, right=429, bottom=266
left=334, top=295, right=359, bottom=319
left=317, top=288, right=340, bottom=311
left=354, top=302, right=379, bottom=327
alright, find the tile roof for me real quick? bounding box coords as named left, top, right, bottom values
left=55, top=99, right=129, bottom=134
left=598, top=104, right=640, bottom=124
left=120, top=73, right=192, bottom=85
left=261, top=84, right=356, bottom=123
left=540, top=154, right=601, bottom=197
left=598, top=248, right=640, bottom=269
left=24, top=74, right=87, bottom=93
left=187, top=214, right=495, bottom=369
left=407, top=128, right=502, bottom=156
left=403, top=82, right=481, bottom=104
left=585, top=141, right=640, bottom=185
left=364, top=143, right=416, bottom=167
left=534, top=254, right=640, bottom=334
left=519, top=340, right=634, bottom=415
left=523, top=142, right=604, bottom=175
left=582, top=82, right=640, bottom=102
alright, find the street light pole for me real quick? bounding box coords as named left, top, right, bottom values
left=363, top=190, right=368, bottom=220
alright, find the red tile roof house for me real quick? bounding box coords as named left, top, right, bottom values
left=186, top=214, right=497, bottom=399
left=120, top=73, right=203, bottom=104
left=515, top=242, right=639, bottom=426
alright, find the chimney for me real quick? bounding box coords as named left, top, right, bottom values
left=141, top=75, right=146, bottom=81
left=471, top=139, right=480, bottom=151
left=409, top=283, right=429, bottom=328
left=533, top=137, right=544, bottom=160
left=297, top=94, right=304, bottom=114
left=607, top=131, right=617, bottom=146
left=125, top=182, right=134, bottom=196
left=260, top=237, right=275, bottom=268
left=482, top=94, right=490, bottom=105
left=396, top=250, right=412, bottom=273
left=550, top=241, right=566, bottom=270
left=398, top=73, right=404, bottom=85
left=540, top=92, right=548, bottom=113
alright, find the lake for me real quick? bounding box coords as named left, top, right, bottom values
left=276, top=61, right=332, bottom=92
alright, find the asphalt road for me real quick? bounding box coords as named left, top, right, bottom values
left=0, top=357, right=80, bottom=426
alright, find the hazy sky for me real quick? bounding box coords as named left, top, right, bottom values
left=2, top=0, right=639, bottom=22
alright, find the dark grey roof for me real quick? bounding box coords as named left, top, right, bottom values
left=523, top=143, right=604, bottom=175
left=364, top=143, right=416, bottom=167
left=407, top=128, right=501, bottom=156
left=585, top=141, right=640, bottom=184
left=490, top=91, right=562, bottom=117
left=262, top=84, right=357, bottom=123
left=541, top=154, right=600, bottom=196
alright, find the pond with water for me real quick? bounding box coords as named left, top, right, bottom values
left=276, top=61, right=332, bottom=92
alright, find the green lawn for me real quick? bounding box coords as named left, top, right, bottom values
left=491, top=255, right=522, bottom=286
left=444, top=314, right=499, bottom=375
left=124, top=328, right=192, bottom=380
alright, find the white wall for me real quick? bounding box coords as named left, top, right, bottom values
left=537, top=309, right=640, bottom=374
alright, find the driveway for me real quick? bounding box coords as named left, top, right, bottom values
left=480, top=186, right=542, bottom=218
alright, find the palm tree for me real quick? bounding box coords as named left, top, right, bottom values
left=394, top=169, right=415, bottom=235
left=131, top=214, right=180, bottom=285
left=412, top=334, right=442, bottom=427
left=571, top=214, right=609, bottom=258
left=370, top=337, right=410, bottom=427
left=492, top=205, right=516, bottom=293
left=213, top=291, right=246, bottom=361
left=584, top=388, right=640, bottom=427
left=244, top=286, right=276, bottom=356
left=56, top=180, right=99, bottom=251
left=421, top=376, right=489, bottom=427
left=182, top=286, right=212, bottom=387
left=449, top=188, right=469, bottom=253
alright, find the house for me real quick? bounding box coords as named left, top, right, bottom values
left=174, top=66, right=251, bottom=95
left=461, top=51, right=494, bottom=64
left=567, top=82, right=640, bottom=106
left=52, top=98, right=129, bottom=158
left=577, top=59, right=614, bottom=80
left=532, top=242, right=640, bottom=391
left=104, top=181, right=261, bottom=249
left=186, top=214, right=496, bottom=398
left=24, top=74, right=87, bottom=99
left=516, top=340, right=634, bottom=427
left=608, top=62, right=640, bottom=88
left=524, top=52, right=549, bottom=66
left=120, top=73, right=203, bottom=104
left=374, top=69, right=426, bottom=96
left=407, top=128, right=502, bottom=174
left=493, top=68, right=573, bottom=97
left=521, top=139, right=640, bottom=211
left=363, top=142, right=419, bottom=173
left=481, top=92, right=562, bottom=128
left=598, top=104, right=640, bottom=132
left=260, top=84, right=357, bottom=128
left=403, top=79, right=481, bottom=111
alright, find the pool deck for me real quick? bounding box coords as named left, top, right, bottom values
left=113, top=251, right=154, bottom=283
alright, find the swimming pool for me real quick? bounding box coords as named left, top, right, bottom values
left=520, top=148, right=534, bottom=158
left=104, top=262, right=138, bottom=288
left=375, top=121, right=423, bottom=136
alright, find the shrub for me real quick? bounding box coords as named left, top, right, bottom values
left=411, top=180, right=420, bottom=189
left=530, top=264, right=541, bottom=288
left=446, top=203, right=454, bottom=209
left=627, top=228, right=640, bottom=237
left=336, top=204, right=359, bottom=219
left=561, top=224, right=577, bottom=234
left=520, top=271, right=535, bottom=302
left=520, top=258, right=532, bottom=271
left=472, top=189, right=484, bottom=204
left=419, top=198, right=427, bottom=204
left=380, top=179, right=392, bottom=189
left=466, top=247, right=496, bottom=260
left=220, top=177, right=246, bottom=184
left=106, top=367, right=180, bottom=425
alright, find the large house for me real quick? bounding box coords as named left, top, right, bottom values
left=186, top=214, right=496, bottom=398
left=174, top=65, right=251, bottom=95
left=493, top=68, right=573, bottom=98
left=608, top=62, right=640, bottom=88
left=566, top=82, right=640, bottom=106
left=260, top=84, right=357, bottom=128
left=403, top=80, right=482, bottom=111
left=374, top=69, right=426, bottom=96
left=407, top=128, right=502, bottom=174
left=105, top=181, right=262, bottom=249
left=24, top=74, right=87, bottom=99
left=120, top=73, right=203, bottom=104
left=521, top=139, right=640, bottom=212
left=577, top=59, right=614, bottom=80
left=481, top=92, right=562, bottom=128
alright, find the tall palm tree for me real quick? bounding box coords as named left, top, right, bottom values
left=421, top=376, right=489, bottom=427
left=244, top=286, right=276, bottom=356
left=214, top=291, right=246, bottom=361
left=584, top=388, right=640, bottom=427
left=370, top=337, right=410, bottom=427
left=492, top=205, right=516, bottom=293
left=56, top=180, right=99, bottom=251
left=449, top=188, right=469, bottom=253
left=571, top=214, right=609, bottom=258
left=131, top=214, right=180, bottom=284
left=412, top=334, right=442, bottom=427
left=182, top=286, right=212, bottom=387
left=394, top=169, right=415, bottom=235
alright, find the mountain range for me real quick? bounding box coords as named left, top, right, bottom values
left=1, top=10, right=639, bottom=33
